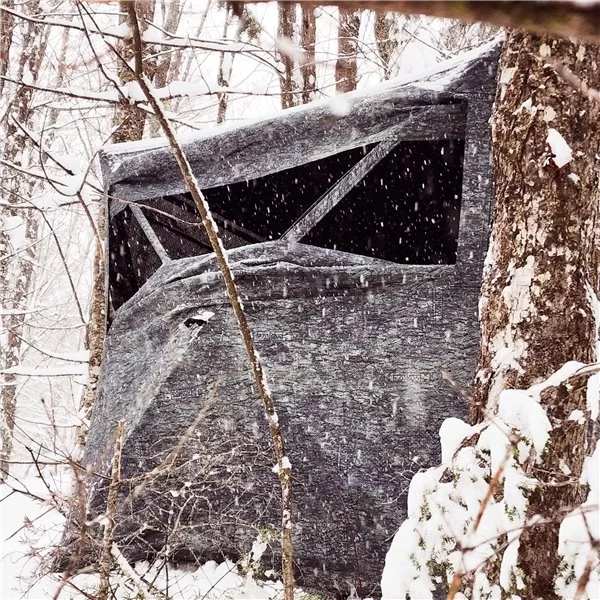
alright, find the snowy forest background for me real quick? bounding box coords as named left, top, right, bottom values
left=0, top=1, right=598, bottom=599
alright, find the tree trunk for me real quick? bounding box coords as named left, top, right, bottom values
left=112, top=0, right=156, bottom=143
left=278, top=1, right=298, bottom=109
left=335, top=8, right=361, bottom=93
left=149, top=0, right=184, bottom=136
left=300, top=6, right=316, bottom=103
left=216, top=12, right=235, bottom=124
left=374, top=12, right=397, bottom=80
left=216, top=8, right=250, bottom=124
left=78, top=205, right=106, bottom=450
left=0, top=0, right=44, bottom=480
left=474, top=31, right=600, bottom=598
left=0, top=0, right=14, bottom=97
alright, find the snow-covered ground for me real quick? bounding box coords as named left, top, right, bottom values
left=1, top=478, right=288, bottom=599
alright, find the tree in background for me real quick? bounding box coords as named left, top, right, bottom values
left=1, top=0, right=48, bottom=479
left=277, top=1, right=298, bottom=108
left=335, top=7, right=361, bottom=92
left=300, top=5, right=317, bottom=103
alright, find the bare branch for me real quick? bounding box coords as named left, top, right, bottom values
left=122, top=4, right=295, bottom=596
left=549, top=57, right=600, bottom=103
left=246, top=1, right=600, bottom=43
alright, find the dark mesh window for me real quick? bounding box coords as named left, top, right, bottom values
left=109, top=207, right=162, bottom=311
left=108, top=138, right=464, bottom=311
left=302, top=140, right=463, bottom=264
left=202, top=145, right=372, bottom=241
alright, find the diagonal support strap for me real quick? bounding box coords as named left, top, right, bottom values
left=281, top=138, right=398, bottom=243
left=130, top=204, right=171, bottom=264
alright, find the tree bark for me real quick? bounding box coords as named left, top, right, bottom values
left=300, top=5, right=316, bottom=103
left=474, top=31, right=599, bottom=598
left=0, top=0, right=44, bottom=480
left=216, top=12, right=235, bottom=124
left=278, top=1, right=298, bottom=109
left=149, top=0, right=184, bottom=136
left=216, top=7, right=253, bottom=124
left=0, top=0, right=14, bottom=97
left=335, top=8, right=361, bottom=93
left=112, top=0, right=156, bottom=143
left=78, top=204, right=106, bottom=450
left=374, top=12, right=398, bottom=80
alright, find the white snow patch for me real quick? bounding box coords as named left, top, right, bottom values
left=142, top=26, right=164, bottom=43
left=543, top=105, right=557, bottom=122
left=328, top=94, right=353, bottom=117
left=499, top=536, right=521, bottom=591
left=567, top=409, right=585, bottom=424
left=121, top=80, right=146, bottom=102
left=529, top=360, right=585, bottom=395
left=2, top=215, right=26, bottom=251
left=502, top=255, right=536, bottom=325
left=162, top=80, right=211, bottom=98
left=56, top=170, right=87, bottom=196
left=498, top=389, right=551, bottom=456
left=272, top=456, right=291, bottom=473
left=102, top=22, right=132, bottom=38
left=517, top=97, right=534, bottom=114
left=500, top=66, right=517, bottom=85
left=250, top=535, right=268, bottom=562
left=587, top=373, right=600, bottom=420
left=559, top=459, right=572, bottom=476
left=190, top=310, right=215, bottom=322
left=439, top=417, right=475, bottom=464
left=276, top=36, right=306, bottom=64
left=490, top=336, right=526, bottom=373
left=547, top=128, right=573, bottom=168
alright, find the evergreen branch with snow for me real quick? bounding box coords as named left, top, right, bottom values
left=381, top=363, right=600, bottom=600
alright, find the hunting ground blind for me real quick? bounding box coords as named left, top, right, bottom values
left=71, top=41, right=501, bottom=598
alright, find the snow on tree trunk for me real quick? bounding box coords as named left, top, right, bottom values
left=78, top=204, right=106, bottom=450
left=473, top=32, right=600, bottom=599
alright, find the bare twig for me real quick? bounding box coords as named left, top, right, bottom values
left=52, top=465, right=92, bottom=600
left=123, top=379, right=219, bottom=506
left=111, top=543, right=162, bottom=600
left=548, top=57, right=600, bottom=104
left=573, top=508, right=600, bottom=600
